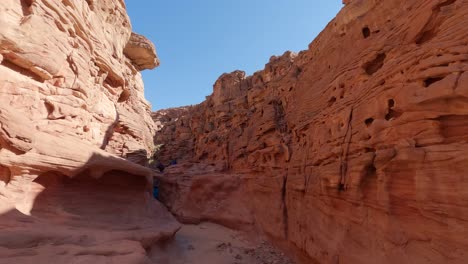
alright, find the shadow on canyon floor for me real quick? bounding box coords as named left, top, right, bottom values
left=0, top=154, right=299, bottom=264
left=0, top=151, right=181, bottom=263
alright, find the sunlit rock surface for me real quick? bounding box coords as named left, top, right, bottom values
left=154, top=0, right=468, bottom=263
left=0, top=1, right=179, bottom=263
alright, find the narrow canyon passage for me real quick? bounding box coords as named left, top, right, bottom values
left=2, top=0, right=468, bottom=263
left=151, top=170, right=299, bottom=263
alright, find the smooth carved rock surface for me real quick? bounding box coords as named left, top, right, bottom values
left=154, top=0, right=468, bottom=263
left=0, top=0, right=179, bottom=263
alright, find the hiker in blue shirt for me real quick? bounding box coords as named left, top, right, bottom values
left=153, top=179, right=160, bottom=200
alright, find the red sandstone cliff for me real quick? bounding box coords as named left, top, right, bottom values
left=154, top=0, right=468, bottom=263
left=0, top=1, right=179, bottom=263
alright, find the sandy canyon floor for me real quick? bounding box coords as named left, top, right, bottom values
left=149, top=222, right=295, bottom=264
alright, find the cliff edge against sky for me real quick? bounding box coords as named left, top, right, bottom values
left=0, top=1, right=179, bottom=263
left=154, top=0, right=468, bottom=263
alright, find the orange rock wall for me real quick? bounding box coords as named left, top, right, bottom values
left=0, top=1, right=179, bottom=263
left=154, top=0, right=468, bottom=263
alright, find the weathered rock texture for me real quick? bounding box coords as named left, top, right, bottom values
left=0, top=0, right=178, bottom=263
left=154, top=0, right=468, bottom=263
left=152, top=106, right=195, bottom=165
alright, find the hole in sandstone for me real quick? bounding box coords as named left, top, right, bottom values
left=294, top=67, right=302, bottom=77
left=44, top=101, right=66, bottom=120
left=362, top=26, right=371, bottom=38
left=364, top=53, right=386, bottom=75
left=328, top=96, right=337, bottom=106
left=385, top=109, right=395, bottom=121
left=67, top=29, right=76, bottom=38
left=105, top=76, right=120, bottom=88
left=365, top=118, right=374, bottom=127
left=338, top=183, right=345, bottom=191
left=85, top=0, right=95, bottom=10
left=20, top=0, right=33, bottom=16
left=364, top=147, right=376, bottom=153
left=366, top=164, right=377, bottom=177
left=423, top=76, right=444, bottom=87
left=0, top=166, right=11, bottom=186
left=44, top=101, right=55, bottom=116
left=118, top=89, right=131, bottom=102
left=385, top=99, right=401, bottom=121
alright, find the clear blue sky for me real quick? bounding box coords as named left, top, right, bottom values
left=125, top=1, right=343, bottom=110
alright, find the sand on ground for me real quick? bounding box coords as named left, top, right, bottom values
left=149, top=222, right=294, bottom=264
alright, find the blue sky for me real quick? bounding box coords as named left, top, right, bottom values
left=125, top=1, right=343, bottom=110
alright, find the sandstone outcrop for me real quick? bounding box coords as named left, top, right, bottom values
left=0, top=0, right=179, bottom=263
left=124, top=32, right=160, bottom=71
left=154, top=0, right=468, bottom=263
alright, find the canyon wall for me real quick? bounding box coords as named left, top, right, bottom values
left=0, top=1, right=179, bottom=263
left=154, top=0, right=468, bottom=263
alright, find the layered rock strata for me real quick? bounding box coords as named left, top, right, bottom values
left=0, top=0, right=179, bottom=263
left=154, top=0, right=468, bottom=263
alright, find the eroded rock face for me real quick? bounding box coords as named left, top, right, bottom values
left=0, top=0, right=179, bottom=263
left=152, top=106, right=195, bottom=165
left=154, top=0, right=468, bottom=263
